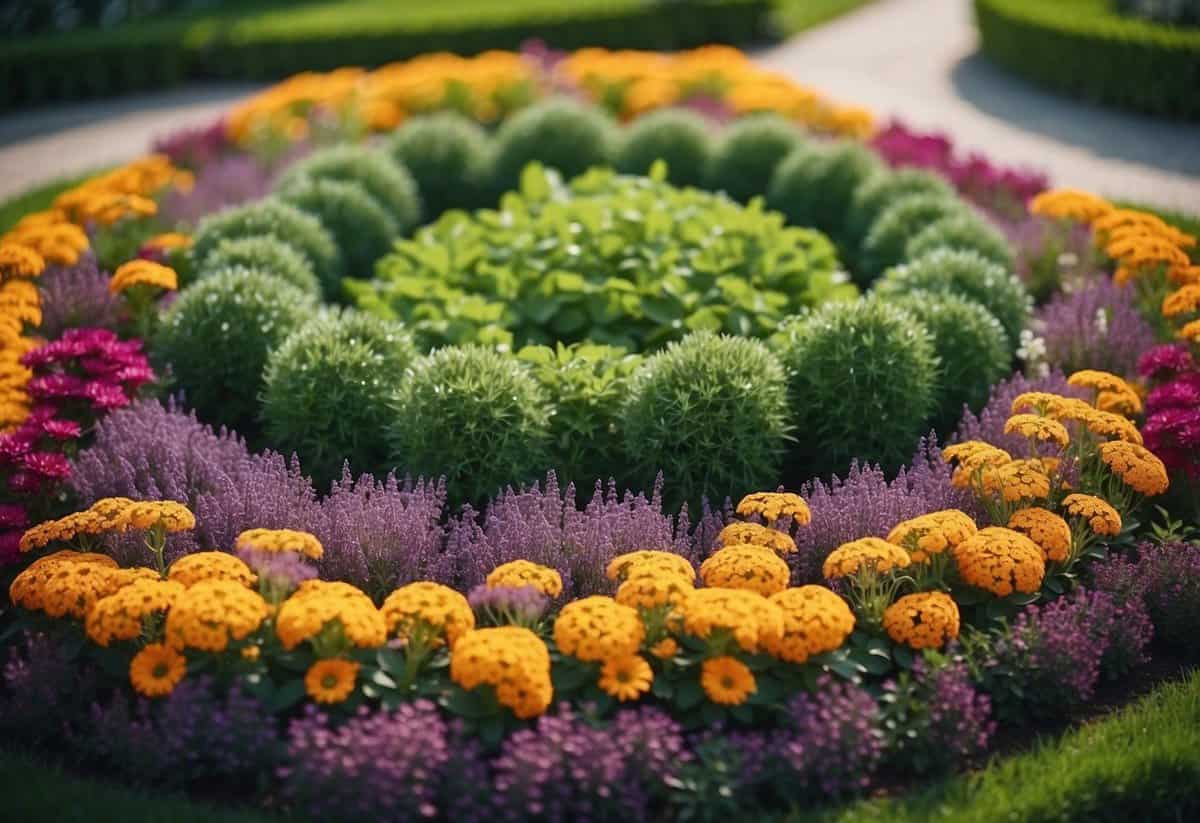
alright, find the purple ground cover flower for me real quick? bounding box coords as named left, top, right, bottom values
left=0, top=632, right=95, bottom=742
left=36, top=253, right=122, bottom=338
left=778, top=675, right=884, bottom=797
left=1100, top=542, right=1200, bottom=656
left=1033, top=277, right=1157, bottom=378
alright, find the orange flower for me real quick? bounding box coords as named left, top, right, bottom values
left=1007, top=507, right=1072, bottom=563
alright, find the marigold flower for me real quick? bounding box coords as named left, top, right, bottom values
left=1095, top=387, right=1143, bottom=417
left=606, top=550, right=696, bottom=584
left=1004, top=413, right=1070, bottom=448
left=381, top=581, right=474, bottom=648
left=1011, top=391, right=1078, bottom=416
left=943, top=441, right=1012, bottom=488
left=236, top=528, right=323, bottom=560
left=1007, top=507, right=1072, bottom=563
left=1180, top=319, right=1200, bottom=343
left=305, top=658, right=359, bottom=705
left=1061, top=493, right=1122, bottom=536
left=126, top=500, right=196, bottom=533
left=0, top=243, right=46, bottom=279
left=700, top=656, right=756, bottom=705
left=450, top=626, right=552, bottom=719
left=1079, top=408, right=1144, bottom=444
left=1098, top=440, right=1170, bottom=496
left=164, top=579, right=270, bottom=652
left=765, top=585, right=855, bottom=663
left=886, top=510, right=978, bottom=563
left=952, top=527, right=1045, bottom=597
left=167, top=551, right=257, bottom=588
left=717, top=521, right=796, bottom=555
left=677, top=588, right=784, bottom=653
left=1163, top=284, right=1200, bottom=318
left=598, top=654, right=653, bottom=702
left=735, top=491, right=811, bottom=525
left=1169, top=265, right=1200, bottom=286
left=980, top=459, right=1051, bottom=503
left=129, top=643, right=186, bottom=698
left=883, top=591, right=960, bottom=649
left=275, top=581, right=387, bottom=651
left=10, top=554, right=146, bottom=619
left=822, top=537, right=911, bottom=579
left=553, top=595, right=645, bottom=662
left=700, top=544, right=792, bottom=596
left=143, top=232, right=193, bottom=251
left=649, top=637, right=679, bottom=660
left=108, top=259, right=178, bottom=295
left=86, top=578, right=186, bottom=646
left=1028, top=188, right=1112, bottom=223
left=487, top=559, right=563, bottom=598
left=615, top=574, right=694, bottom=610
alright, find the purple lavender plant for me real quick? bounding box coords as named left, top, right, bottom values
left=468, top=584, right=550, bottom=627
left=158, top=154, right=274, bottom=227
left=1033, top=277, right=1157, bottom=378
left=36, top=253, right=123, bottom=338
left=0, top=632, right=96, bottom=742
left=777, top=674, right=884, bottom=796
left=954, top=369, right=1088, bottom=456
left=1130, top=541, right=1200, bottom=655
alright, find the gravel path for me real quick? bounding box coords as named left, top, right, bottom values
left=0, top=0, right=1197, bottom=209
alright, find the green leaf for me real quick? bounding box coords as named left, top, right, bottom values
left=267, top=679, right=307, bottom=714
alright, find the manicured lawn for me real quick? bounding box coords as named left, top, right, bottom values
left=775, top=0, right=878, bottom=34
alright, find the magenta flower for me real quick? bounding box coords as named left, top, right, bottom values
left=83, top=382, right=132, bottom=410
left=0, top=504, right=27, bottom=530
left=27, top=373, right=87, bottom=400
left=1147, top=373, right=1200, bottom=412
left=0, top=530, right=20, bottom=565
left=8, top=471, right=41, bottom=495
left=40, top=418, right=82, bottom=441
left=22, top=451, right=72, bottom=480
left=0, top=431, right=35, bottom=461
left=1138, top=343, right=1194, bottom=379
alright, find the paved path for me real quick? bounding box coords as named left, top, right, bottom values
left=0, top=0, right=1197, bottom=209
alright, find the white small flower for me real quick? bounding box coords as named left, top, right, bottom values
left=1094, top=307, right=1109, bottom=337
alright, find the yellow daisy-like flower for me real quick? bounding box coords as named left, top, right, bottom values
left=597, top=654, right=653, bottom=702
left=1098, top=441, right=1170, bottom=496
left=1163, top=284, right=1200, bottom=318
left=700, top=656, right=756, bottom=706
left=235, top=528, right=324, bottom=560
left=886, top=510, right=978, bottom=563
left=1028, top=188, right=1112, bottom=223
left=275, top=581, right=387, bottom=651
left=129, top=643, right=186, bottom=698
left=108, top=260, right=178, bottom=294
left=380, top=581, right=475, bottom=648
left=164, top=579, right=270, bottom=652
left=450, top=626, right=553, bottom=719
left=700, top=544, right=792, bottom=596
left=1004, top=414, right=1070, bottom=448
left=167, top=551, right=257, bottom=588
left=0, top=243, right=46, bottom=279
left=615, top=574, right=694, bottom=610
left=1061, top=494, right=1122, bottom=536
left=765, top=585, right=855, bottom=663
left=86, top=578, right=186, bottom=646
left=553, top=595, right=645, bottom=662
left=126, top=500, right=196, bottom=533
left=735, top=491, right=811, bottom=525
left=882, top=592, right=960, bottom=650
left=487, top=559, right=564, bottom=598
left=1007, top=507, right=1072, bottom=563
left=676, top=587, right=784, bottom=654
left=717, top=521, right=796, bottom=555
left=606, top=551, right=696, bottom=584
left=822, top=537, right=911, bottom=579
left=952, top=527, right=1046, bottom=597
left=305, top=659, right=359, bottom=705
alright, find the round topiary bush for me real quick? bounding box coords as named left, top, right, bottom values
left=767, top=138, right=883, bottom=245
left=196, top=236, right=321, bottom=297
left=278, top=177, right=399, bottom=287
left=490, top=98, right=618, bottom=192
left=772, top=298, right=938, bottom=474
left=615, top=108, right=712, bottom=187
left=622, top=331, right=792, bottom=506
left=905, top=212, right=1015, bottom=270
left=191, top=198, right=342, bottom=294
left=387, top=345, right=553, bottom=504
left=844, top=168, right=956, bottom=252
left=386, top=112, right=494, bottom=219
left=872, top=248, right=1032, bottom=349
left=262, top=310, right=418, bottom=486
left=890, top=291, right=1012, bottom=430
left=706, top=113, right=809, bottom=203
left=857, top=193, right=971, bottom=284
left=155, top=267, right=317, bottom=433
left=277, top=144, right=422, bottom=232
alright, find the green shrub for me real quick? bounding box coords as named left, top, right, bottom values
left=891, top=291, right=1012, bottom=430
left=517, top=342, right=643, bottom=485
left=352, top=164, right=851, bottom=352
left=706, top=113, right=809, bottom=203
left=386, top=345, right=553, bottom=504
left=872, top=248, right=1032, bottom=349
left=278, top=177, right=398, bottom=288
left=195, top=236, right=321, bottom=296
left=386, top=112, right=494, bottom=219
left=623, top=332, right=791, bottom=506
left=261, top=310, right=418, bottom=486
left=191, top=198, right=342, bottom=296
left=155, top=267, right=317, bottom=433
left=766, top=138, right=882, bottom=245
left=490, top=98, right=618, bottom=192
left=615, top=108, right=712, bottom=187
left=844, top=168, right=956, bottom=252
left=772, top=298, right=938, bottom=474
left=857, top=193, right=971, bottom=284
left=277, top=144, right=423, bottom=231
left=905, top=212, right=1015, bottom=270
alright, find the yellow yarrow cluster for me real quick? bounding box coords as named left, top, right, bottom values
left=676, top=588, right=784, bottom=654
left=164, top=579, right=270, bottom=652
left=86, top=578, right=186, bottom=646
left=167, top=551, right=257, bottom=588
left=1098, top=441, right=1170, bottom=496
left=142, top=232, right=192, bottom=252
left=886, top=510, right=978, bottom=563
left=10, top=552, right=154, bottom=619
left=486, top=559, right=563, bottom=597
left=1029, top=189, right=1113, bottom=223
left=108, top=260, right=178, bottom=295
left=943, top=441, right=1013, bottom=489
left=979, top=459, right=1052, bottom=503
left=1007, top=507, right=1072, bottom=563
left=1061, top=494, right=1123, bottom=536
left=18, top=497, right=173, bottom=552
left=882, top=591, right=960, bottom=650
left=450, top=626, right=553, bottom=719
left=275, top=580, right=387, bottom=651
left=126, top=500, right=196, bottom=532
left=381, top=581, right=475, bottom=648
left=0, top=241, right=44, bottom=428
left=1180, top=318, right=1200, bottom=343
left=615, top=574, right=694, bottom=610
left=553, top=595, right=645, bottom=662
left=1004, top=413, right=1070, bottom=448
left=765, top=586, right=855, bottom=663
left=1163, top=284, right=1200, bottom=319
left=1, top=215, right=89, bottom=266
left=717, top=521, right=797, bottom=555
left=606, top=550, right=695, bottom=584
left=0, top=243, right=45, bottom=280
left=952, top=527, right=1046, bottom=597
left=735, top=491, right=812, bottom=525
left=236, top=528, right=323, bottom=560
left=822, top=537, right=911, bottom=579
left=700, top=544, right=792, bottom=596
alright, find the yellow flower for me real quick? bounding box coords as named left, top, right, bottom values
left=649, top=637, right=679, bottom=660
left=615, top=575, right=694, bottom=610
left=883, top=592, right=960, bottom=649
left=1095, top=387, right=1143, bottom=417
left=129, top=643, right=186, bottom=698
left=676, top=588, right=784, bottom=654
left=143, top=232, right=193, bottom=251
left=275, top=581, right=387, bottom=651
left=1098, top=441, right=1169, bottom=496
left=1004, top=414, right=1070, bottom=448
left=1079, top=408, right=1144, bottom=444
left=0, top=243, right=46, bottom=279
left=980, top=459, right=1052, bottom=503
left=1010, top=392, right=1080, bottom=416
left=822, top=537, right=911, bottom=579
left=952, top=527, right=1045, bottom=597
left=164, top=580, right=270, bottom=652
left=1163, top=284, right=1200, bottom=318
left=606, top=550, right=695, bottom=583
left=235, top=528, right=323, bottom=560
left=8, top=551, right=118, bottom=611
left=942, top=441, right=1012, bottom=488
left=1007, top=507, right=1072, bottom=563
left=241, top=645, right=261, bottom=662
left=126, top=500, right=196, bottom=533
left=108, top=260, right=178, bottom=294
left=486, top=559, right=563, bottom=598
left=450, top=626, right=553, bottom=719
left=1028, top=188, right=1112, bottom=223
left=765, top=585, right=855, bottom=663
left=1180, top=319, right=1200, bottom=343
left=700, top=544, right=792, bottom=596
left=597, top=654, right=653, bottom=702
left=700, top=656, right=756, bottom=705
left=553, top=595, right=645, bottom=662
left=886, top=510, right=978, bottom=563
left=717, top=521, right=796, bottom=555
left=85, top=578, right=186, bottom=646
left=167, top=551, right=257, bottom=588
left=305, top=659, right=359, bottom=704
left=735, top=491, right=811, bottom=525
left=1061, top=494, right=1122, bottom=536
left=380, top=581, right=474, bottom=648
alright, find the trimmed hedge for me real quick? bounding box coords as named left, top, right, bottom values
left=974, top=0, right=1200, bottom=119
left=0, top=0, right=772, bottom=111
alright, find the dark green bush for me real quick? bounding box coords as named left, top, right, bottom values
left=386, top=345, right=553, bottom=504
left=844, top=168, right=956, bottom=253
left=490, top=98, right=618, bottom=192
left=191, top=198, right=342, bottom=296
left=975, top=0, right=1200, bottom=119
left=386, top=112, right=494, bottom=219
left=352, top=164, right=850, bottom=352
left=279, top=144, right=423, bottom=232
left=706, top=113, right=809, bottom=203
left=155, top=267, right=317, bottom=433
left=772, top=298, right=938, bottom=474
left=517, top=342, right=643, bottom=485
left=277, top=177, right=399, bottom=288
left=766, top=139, right=883, bottom=245
left=857, top=193, right=971, bottom=284
left=622, top=331, right=792, bottom=506
left=615, top=108, right=712, bottom=187
left=905, top=212, right=1015, bottom=270
left=195, top=236, right=321, bottom=296
left=891, top=291, right=1012, bottom=430
left=872, top=248, right=1032, bottom=350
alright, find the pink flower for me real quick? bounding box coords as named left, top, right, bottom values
left=28, top=373, right=87, bottom=400
left=22, top=451, right=72, bottom=480
left=1138, top=344, right=1195, bottom=379
left=7, top=471, right=41, bottom=495
left=83, top=381, right=130, bottom=410
left=0, top=432, right=35, bottom=462
left=41, top=418, right=82, bottom=440
left=0, top=504, right=27, bottom=530
left=1146, top=372, right=1200, bottom=413
left=116, top=364, right=155, bottom=387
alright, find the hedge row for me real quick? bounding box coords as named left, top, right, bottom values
left=974, top=0, right=1200, bottom=119
left=0, top=0, right=772, bottom=111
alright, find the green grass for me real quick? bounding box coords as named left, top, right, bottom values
left=775, top=0, right=878, bottom=35
left=788, top=669, right=1200, bottom=823
left=0, top=172, right=99, bottom=234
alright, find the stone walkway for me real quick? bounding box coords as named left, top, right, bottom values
left=0, top=0, right=1197, bottom=209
